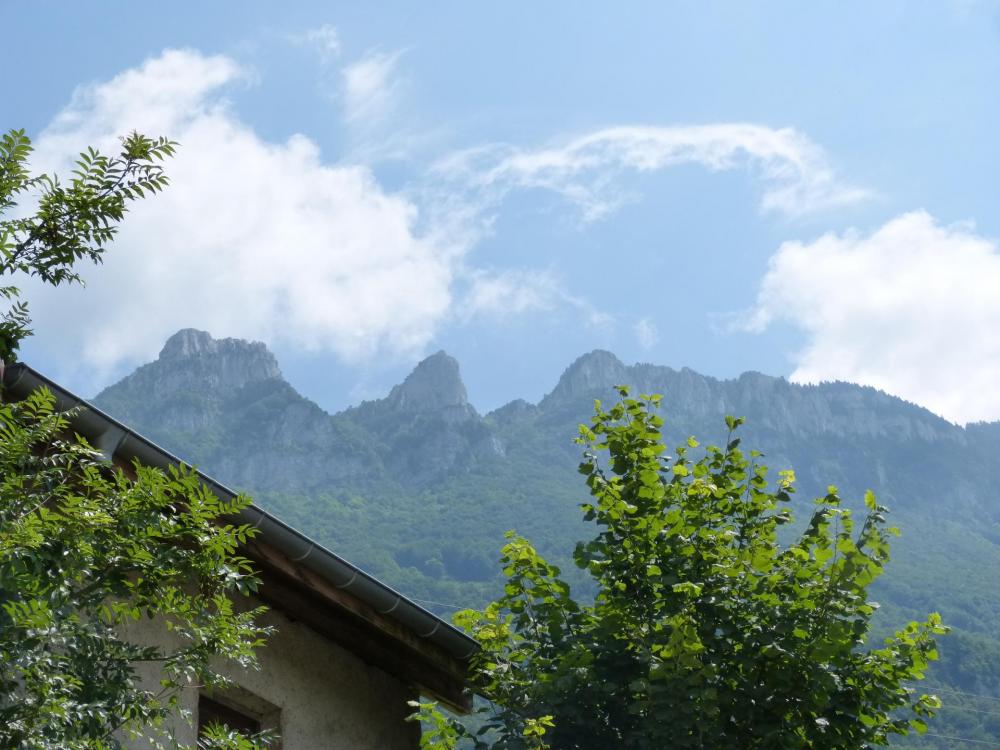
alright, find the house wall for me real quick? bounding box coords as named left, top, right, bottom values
left=123, top=598, right=420, bottom=750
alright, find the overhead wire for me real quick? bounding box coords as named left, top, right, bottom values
left=411, top=596, right=472, bottom=610
left=920, top=685, right=1000, bottom=705
left=940, top=704, right=1000, bottom=718
left=920, top=733, right=1000, bottom=747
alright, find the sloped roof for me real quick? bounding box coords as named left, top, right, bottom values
left=2, top=363, right=477, bottom=711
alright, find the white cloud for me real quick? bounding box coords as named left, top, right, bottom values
left=635, top=318, right=659, bottom=350
left=342, top=49, right=404, bottom=125
left=462, top=269, right=560, bottom=317
left=747, top=211, right=1000, bottom=424
left=25, top=49, right=457, bottom=382
left=20, top=48, right=875, bottom=394
left=435, top=124, right=869, bottom=221
left=31, top=49, right=246, bottom=167
left=294, top=24, right=341, bottom=61
left=460, top=269, right=612, bottom=330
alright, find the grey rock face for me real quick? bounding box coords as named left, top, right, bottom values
left=543, top=354, right=960, bottom=445
left=488, top=399, right=538, bottom=424
left=384, top=351, right=477, bottom=423
left=159, top=328, right=216, bottom=359
left=94, top=331, right=992, bottom=497
left=88, top=332, right=1000, bottom=717
left=156, top=328, right=282, bottom=388
left=94, top=331, right=377, bottom=491
left=96, top=334, right=503, bottom=490
left=342, top=351, right=495, bottom=485
left=93, top=330, right=283, bottom=438
left=543, top=350, right=629, bottom=405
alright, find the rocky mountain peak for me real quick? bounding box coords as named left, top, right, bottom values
left=93, top=330, right=285, bottom=439
left=159, top=328, right=217, bottom=359
left=545, top=349, right=629, bottom=403
left=385, top=351, right=472, bottom=414
left=154, top=329, right=281, bottom=383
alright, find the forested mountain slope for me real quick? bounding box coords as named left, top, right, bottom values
left=93, top=329, right=1000, bottom=745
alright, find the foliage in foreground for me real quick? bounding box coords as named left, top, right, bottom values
left=0, top=127, right=272, bottom=748
left=414, top=389, right=948, bottom=749
left=0, top=127, right=175, bottom=361
left=0, top=388, right=271, bottom=748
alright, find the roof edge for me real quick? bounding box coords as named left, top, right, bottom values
left=1, top=363, right=479, bottom=669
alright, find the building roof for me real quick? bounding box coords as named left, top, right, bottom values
left=2, top=362, right=477, bottom=711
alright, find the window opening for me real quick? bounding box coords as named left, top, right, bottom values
left=198, top=694, right=262, bottom=737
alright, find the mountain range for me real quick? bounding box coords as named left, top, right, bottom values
left=92, top=328, right=1000, bottom=745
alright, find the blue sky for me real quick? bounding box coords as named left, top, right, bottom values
left=6, top=2, right=1000, bottom=423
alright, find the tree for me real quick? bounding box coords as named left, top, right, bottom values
left=413, top=389, right=948, bottom=749
left=0, top=389, right=271, bottom=748
left=0, top=128, right=174, bottom=362
left=0, top=130, right=273, bottom=749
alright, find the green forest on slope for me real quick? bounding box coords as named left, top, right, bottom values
left=92, top=329, right=1000, bottom=746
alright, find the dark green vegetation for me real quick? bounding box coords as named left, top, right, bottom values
left=414, top=390, right=946, bottom=748
left=95, top=330, right=1000, bottom=747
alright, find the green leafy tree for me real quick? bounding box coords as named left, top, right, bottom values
left=0, top=390, right=271, bottom=749
left=0, top=128, right=174, bottom=361
left=415, top=389, right=948, bottom=749
left=0, top=130, right=273, bottom=749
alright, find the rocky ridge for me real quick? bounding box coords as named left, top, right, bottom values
left=88, top=331, right=1000, bottom=745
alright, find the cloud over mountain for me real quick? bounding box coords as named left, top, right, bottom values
left=748, top=211, right=1000, bottom=424
left=22, top=47, right=869, bottom=396
left=27, top=49, right=457, bottom=380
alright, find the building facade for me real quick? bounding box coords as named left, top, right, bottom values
left=3, top=364, right=476, bottom=749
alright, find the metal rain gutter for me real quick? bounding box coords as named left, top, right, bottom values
left=1, top=363, right=479, bottom=661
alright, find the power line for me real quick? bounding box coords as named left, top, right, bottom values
left=411, top=596, right=471, bottom=610
left=922, top=733, right=1000, bottom=747
left=921, top=685, right=1000, bottom=705
left=941, top=704, right=1000, bottom=718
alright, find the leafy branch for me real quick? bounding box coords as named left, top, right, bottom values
left=0, top=128, right=177, bottom=360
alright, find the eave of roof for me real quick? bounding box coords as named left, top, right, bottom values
left=1, top=362, right=479, bottom=666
